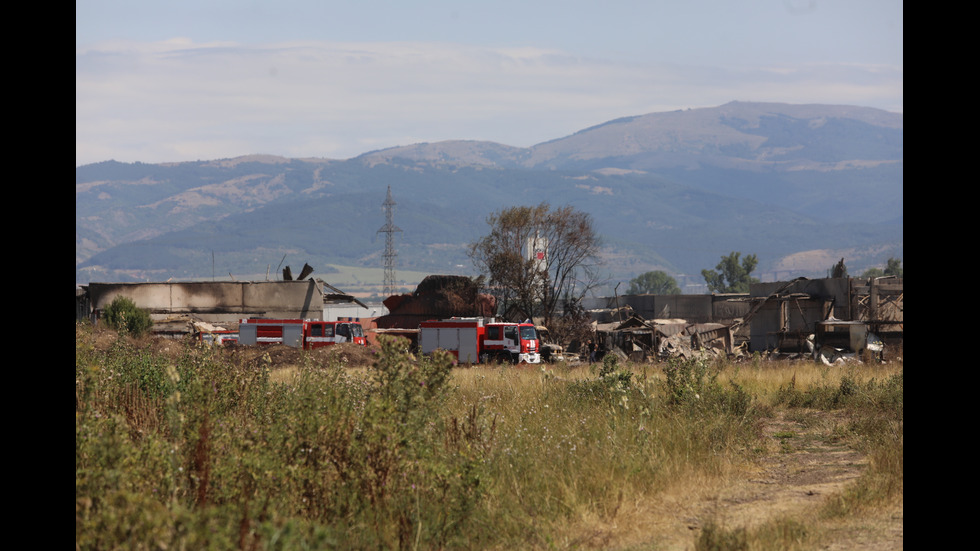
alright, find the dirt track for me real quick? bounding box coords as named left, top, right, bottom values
left=687, top=410, right=901, bottom=550
left=604, top=408, right=902, bottom=550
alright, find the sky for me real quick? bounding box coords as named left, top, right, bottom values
left=76, top=0, right=903, bottom=166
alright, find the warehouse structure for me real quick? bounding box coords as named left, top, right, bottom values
left=78, top=279, right=366, bottom=337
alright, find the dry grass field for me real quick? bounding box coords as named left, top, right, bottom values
left=76, top=325, right=902, bottom=550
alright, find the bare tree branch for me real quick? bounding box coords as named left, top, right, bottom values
left=469, top=203, right=602, bottom=327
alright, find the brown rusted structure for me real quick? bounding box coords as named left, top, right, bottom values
left=374, top=275, right=496, bottom=329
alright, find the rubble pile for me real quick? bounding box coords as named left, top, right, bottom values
left=375, top=275, right=496, bottom=330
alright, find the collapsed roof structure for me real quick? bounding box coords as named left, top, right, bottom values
left=587, top=276, right=903, bottom=363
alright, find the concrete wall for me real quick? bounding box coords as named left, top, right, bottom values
left=324, top=302, right=388, bottom=322
left=712, top=296, right=752, bottom=322
left=751, top=278, right=851, bottom=319
left=749, top=297, right=832, bottom=352
left=86, top=280, right=324, bottom=323
left=585, top=294, right=749, bottom=323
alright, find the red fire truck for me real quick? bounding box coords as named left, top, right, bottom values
left=238, top=318, right=367, bottom=349
left=418, top=317, right=540, bottom=364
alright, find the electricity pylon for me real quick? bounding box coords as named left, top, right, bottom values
left=377, top=186, right=402, bottom=297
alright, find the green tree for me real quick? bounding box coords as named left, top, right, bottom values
left=102, top=296, right=153, bottom=337
left=701, top=252, right=759, bottom=293
left=861, top=257, right=902, bottom=279
left=884, top=257, right=903, bottom=277
left=626, top=270, right=681, bottom=295
left=469, top=203, right=602, bottom=327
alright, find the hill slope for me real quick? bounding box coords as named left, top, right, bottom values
left=76, top=102, right=903, bottom=290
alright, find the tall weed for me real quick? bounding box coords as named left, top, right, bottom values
left=663, top=357, right=752, bottom=417
left=76, top=330, right=494, bottom=550
left=774, top=368, right=904, bottom=415
left=76, top=324, right=901, bottom=550
left=697, top=517, right=810, bottom=551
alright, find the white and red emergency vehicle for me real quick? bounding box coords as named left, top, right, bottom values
left=238, top=318, right=367, bottom=349
left=418, top=317, right=540, bottom=364
left=199, top=330, right=239, bottom=346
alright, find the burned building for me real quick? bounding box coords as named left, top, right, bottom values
left=78, top=279, right=365, bottom=337
left=741, top=276, right=902, bottom=360
left=586, top=276, right=903, bottom=362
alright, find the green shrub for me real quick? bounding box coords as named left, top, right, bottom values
left=568, top=352, right=638, bottom=407
left=102, top=296, right=153, bottom=337
left=663, top=357, right=752, bottom=416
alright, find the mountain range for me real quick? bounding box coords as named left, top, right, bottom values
left=76, top=101, right=903, bottom=294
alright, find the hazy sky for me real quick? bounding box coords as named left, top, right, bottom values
left=76, top=0, right=903, bottom=166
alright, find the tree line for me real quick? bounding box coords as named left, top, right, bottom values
left=467, top=203, right=902, bottom=328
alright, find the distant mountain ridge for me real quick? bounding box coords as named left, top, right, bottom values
left=357, top=101, right=902, bottom=171
left=76, top=101, right=903, bottom=290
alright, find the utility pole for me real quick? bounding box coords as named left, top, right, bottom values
left=377, top=186, right=402, bottom=298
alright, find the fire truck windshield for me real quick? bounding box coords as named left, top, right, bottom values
left=520, top=326, right=537, bottom=340
left=336, top=323, right=364, bottom=339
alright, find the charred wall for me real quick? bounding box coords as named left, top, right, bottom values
left=85, top=280, right=325, bottom=324
left=584, top=294, right=750, bottom=323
